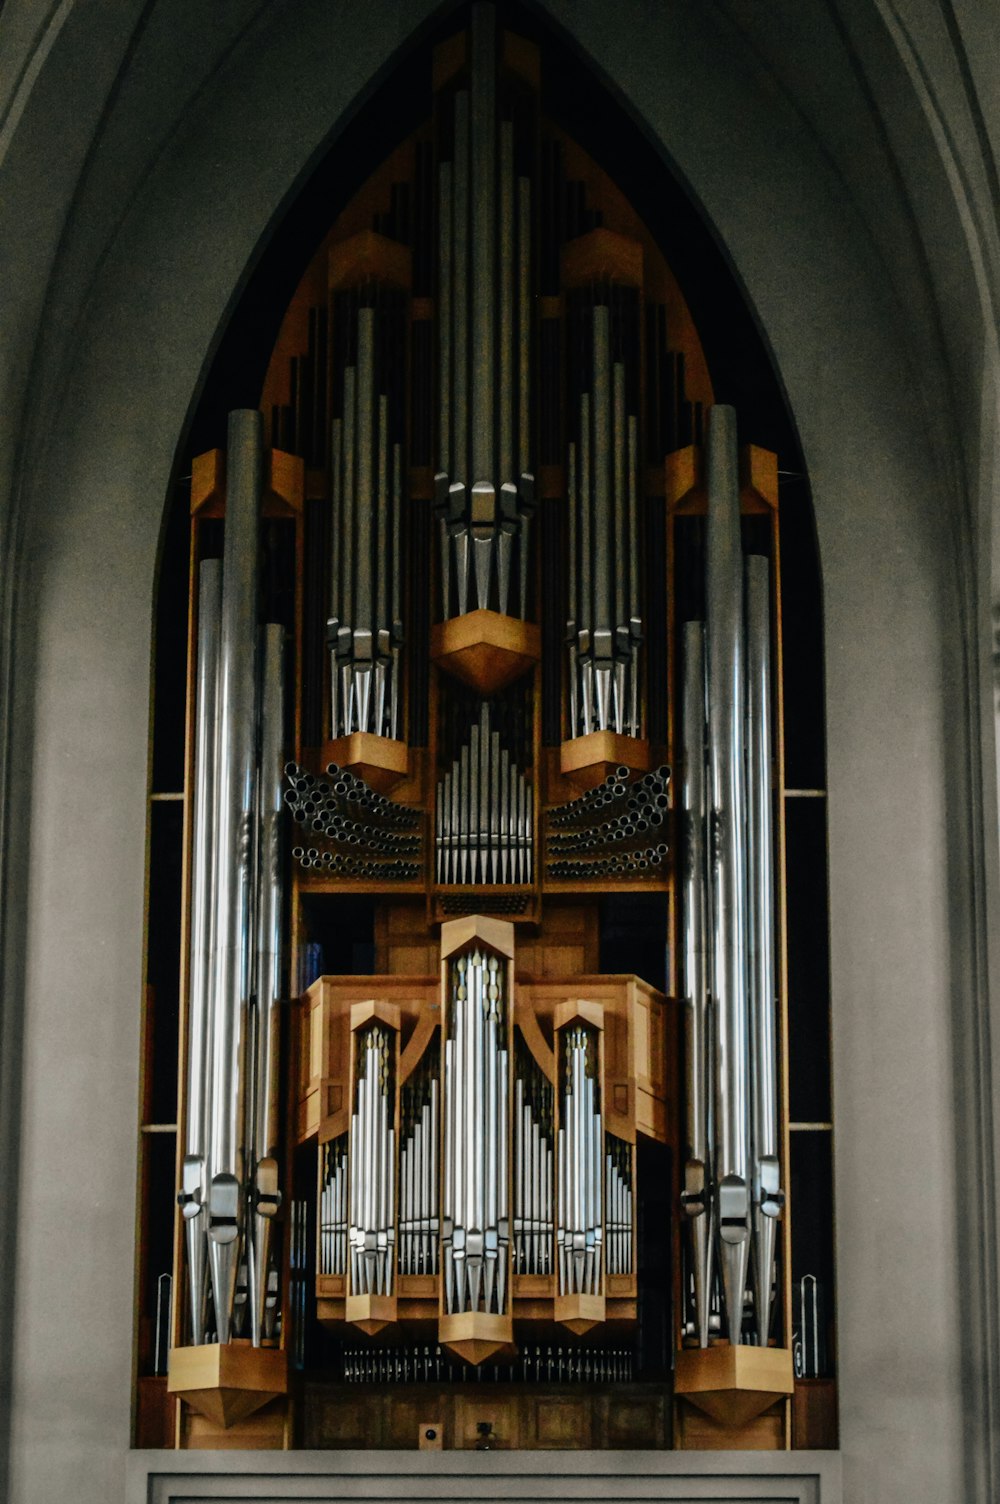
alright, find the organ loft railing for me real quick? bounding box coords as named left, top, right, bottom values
left=144, top=0, right=836, bottom=1456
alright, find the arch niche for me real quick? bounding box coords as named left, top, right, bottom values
left=4, top=3, right=978, bottom=1504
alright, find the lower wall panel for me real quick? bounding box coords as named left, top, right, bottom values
left=127, top=1449, right=842, bottom=1503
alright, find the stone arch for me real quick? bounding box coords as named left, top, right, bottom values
left=0, top=3, right=992, bottom=1501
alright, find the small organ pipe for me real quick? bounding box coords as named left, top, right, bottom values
left=434, top=703, right=533, bottom=885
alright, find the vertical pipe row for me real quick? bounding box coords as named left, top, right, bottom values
left=348, top=1024, right=396, bottom=1297
left=206, top=409, right=263, bottom=1342
left=513, top=1046, right=554, bottom=1274
left=604, top=1135, right=633, bottom=1276
left=399, top=1052, right=441, bottom=1275
left=434, top=700, right=533, bottom=883
left=319, top=1137, right=348, bottom=1276
left=680, top=405, right=784, bottom=1347
left=434, top=3, right=535, bottom=623
left=441, top=948, right=509, bottom=1313
left=556, top=1025, right=603, bottom=1297
left=705, top=404, right=751, bottom=1339
left=566, top=299, right=643, bottom=738
left=328, top=291, right=406, bottom=738
left=180, top=410, right=288, bottom=1350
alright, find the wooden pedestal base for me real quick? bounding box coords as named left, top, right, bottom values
left=439, top=1310, right=514, bottom=1366
left=674, top=1344, right=793, bottom=1427
left=346, top=1292, right=397, bottom=1335
left=431, top=610, right=541, bottom=694
left=322, top=732, right=408, bottom=793
left=559, top=732, right=651, bottom=791
left=167, top=1341, right=288, bottom=1429
left=554, top=1291, right=606, bottom=1334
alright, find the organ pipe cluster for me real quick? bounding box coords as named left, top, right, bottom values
left=434, top=4, right=535, bottom=623
left=328, top=293, right=406, bottom=739
left=545, top=765, right=669, bottom=880
left=680, top=404, right=784, bottom=1347
left=319, top=1137, right=348, bottom=1277
left=339, top=1342, right=635, bottom=1385
left=513, top=1046, right=554, bottom=1275
left=566, top=295, right=643, bottom=739
left=557, top=1026, right=603, bottom=1296
left=442, top=947, right=511, bottom=1315
left=349, top=1024, right=396, bottom=1297
left=399, top=1052, right=441, bottom=1276
left=605, top=1136, right=633, bottom=1277
left=435, top=701, right=533, bottom=883
left=179, top=409, right=286, bottom=1349
left=285, top=761, right=422, bottom=879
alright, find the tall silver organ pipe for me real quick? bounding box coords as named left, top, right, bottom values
left=349, top=1025, right=396, bottom=1297
left=680, top=404, right=784, bottom=1347
left=207, top=408, right=263, bottom=1342
left=249, top=623, right=285, bottom=1345
left=178, top=410, right=289, bottom=1350
left=745, top=555, right=784, bottom=1343
left=442, top=948, right=510, bottom=1316
left=705, top=404, right=751, bottom=1340
left=328, top=302, right=405, bottom=740
left=557, top=1026, right=603, bottom=1297
left=435, top=701, right=533, bottom=883
left=680, top=621, right=713, bottom=1348
left=434, top=1, right=534, bottom=623
left=180, top=559, right=222, bottom=1346
left=567, top=304, right=642, bottom=739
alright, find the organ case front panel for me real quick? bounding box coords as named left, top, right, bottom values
left=138, top=2, right=835, bottom=1456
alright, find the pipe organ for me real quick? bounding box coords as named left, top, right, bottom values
left=146, top=0, right=835, bottom=1459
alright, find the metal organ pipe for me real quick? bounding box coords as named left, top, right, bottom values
left=705, top=404, right=751, bottom=1341
left=434, top=2, right=534, bottom=624
left=557, top=1026, right=603, bottom=1298
left=248, top=625, right=286, bottom=1345
left=180, top=559, right=222, bottom=1346
left=567, top=304, right=643, bottom=739
left=328, top=294, right=405, bottom=739
left=680, top=622, right=713, bottom=1348
left=679, top=405, right=785, bottom=1348
left=349, top=1025, right=396, bottom=1298
left=206, top=408, right=263, bottom=1342
left=435, top=701, right=532, bottom=884
left=442, top=948, right=510, bottom=1315
left=177, top=411, right=291, bottom=1352
left=745, top=555, right=784, bottom=1343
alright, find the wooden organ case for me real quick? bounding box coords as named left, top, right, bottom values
left=137, top=3, right=837, bottom=1458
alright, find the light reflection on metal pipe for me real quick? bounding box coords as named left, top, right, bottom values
left=745, top=554, right=784, bottom=1344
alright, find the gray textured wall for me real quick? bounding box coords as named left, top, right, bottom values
left=0, top=3, right=997, bottom=1502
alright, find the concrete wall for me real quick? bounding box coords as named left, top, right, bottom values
left=0, top=3, right=997, bottom=1502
